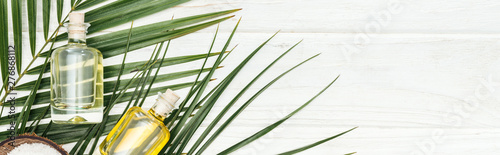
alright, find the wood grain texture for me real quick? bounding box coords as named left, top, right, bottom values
left=3, top=0, right=500, bottom=154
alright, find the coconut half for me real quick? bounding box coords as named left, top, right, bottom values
left=0, top=134, right=68, bottom=155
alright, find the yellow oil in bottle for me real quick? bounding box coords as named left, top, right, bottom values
left=100, top=89, right=180, bottom=155
left=100, top=107, right=170, bottom=155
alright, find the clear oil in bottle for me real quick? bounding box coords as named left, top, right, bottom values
left=50, top=12, right=103, bottom=124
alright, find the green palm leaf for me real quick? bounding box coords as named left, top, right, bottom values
left=193, top=40, right=306, bottom=155
left=15, top=56, right=48, bottom=133
left=138, top=40, right=172, bottom=107
left=42, top=16, right=234, bottom=59
left=169, top=24, right=272, bottom=155
left=27, top=0, right=36, bottom=56
left=0, top=115, right=122, bottom=144
left=219, top=75, right=340, bottom=154
left=11, top=0, right=22, bottom=73
left=56, top=0, right=63, bottom=22
left=0, top=0, right=8, bottom=89
left=74, top=0, right=106, bottom=10
left=90, top=9, right=239, bottom=47
left=161, top=18, right=241, bottom=155
left=42, top=0, right=50, bottom=40
left=278, top=127, right=357, bottom=155
left=110, top=21, right=135, bottom=108
left=54, top=0, right=193, bottom=41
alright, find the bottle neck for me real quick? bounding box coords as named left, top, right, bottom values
left=65, top=23, right=89, bottom=45
left=68, top=37, right=86, bottom=44
left=148, top=109, right=167, bottom=121
left=149, top=89, right=180, bottom=125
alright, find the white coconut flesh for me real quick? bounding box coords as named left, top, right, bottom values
left=8, top=143, right=61, bottom=155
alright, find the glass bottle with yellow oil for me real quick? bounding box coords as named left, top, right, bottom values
left=50, top=12, right=103, bottom=124
left=99, top=89, right=180, bottom=155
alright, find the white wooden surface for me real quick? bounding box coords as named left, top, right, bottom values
left=4, top=0, right=500, bottom=154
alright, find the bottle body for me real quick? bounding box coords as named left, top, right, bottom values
left=100, top=107, right=170, bottom=155
left=50, top=43, right=103, bottom=124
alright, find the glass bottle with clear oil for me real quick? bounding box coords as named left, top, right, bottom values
left=100, top=89, right=180, bottom=155
left=50, top=12, right=103, bottom=124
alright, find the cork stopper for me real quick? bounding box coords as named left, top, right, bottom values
left=152, top=89, right=180, bottom=117
left=66, top=12, right=89, bottom=40
left=69, top=12, right=84, bottom=24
